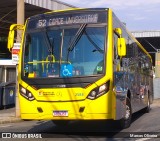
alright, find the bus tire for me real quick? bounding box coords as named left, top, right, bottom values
left=52, top=120, right=70, bottom=126
left=143, top=94, right=151, bottom=113
left=119, top=98, right=132, bottom=129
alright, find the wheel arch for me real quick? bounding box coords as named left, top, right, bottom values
left=127, top=89, right=131, bottom=100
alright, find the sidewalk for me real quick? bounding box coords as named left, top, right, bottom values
left=152, top=98, right=160, bottom=107
left=0, top=107, right=22, bottom=124
left=0, top=99, right=160, bottom=124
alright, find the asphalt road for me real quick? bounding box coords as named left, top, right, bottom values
left=0, top=101, right=160, bottom=141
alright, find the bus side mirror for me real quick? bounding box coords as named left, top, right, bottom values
left=7, top=24, right=24, bottom=52
left=8, top=25, right=16, bottom=52
left=117, top=37, right=126, bottom=57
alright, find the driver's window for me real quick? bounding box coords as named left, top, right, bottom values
left=113, top=33, right=119, bottom=72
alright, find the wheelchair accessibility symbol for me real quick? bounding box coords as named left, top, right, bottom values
left=60, top=64, right=73, bottom=77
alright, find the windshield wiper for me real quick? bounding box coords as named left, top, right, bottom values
left=68, top=24, right=87, bottom=52
left=42, top=29, right=55, bottom=61
left=45, top=33, right=53, bottom=54
left=85, top=31, right=104, bottom=54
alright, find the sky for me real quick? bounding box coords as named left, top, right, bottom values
left=60, top=0, right=160, bottom=31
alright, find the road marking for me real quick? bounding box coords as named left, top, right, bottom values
left=0, top=125, right=12, bottom=128
left=135, top=138, right=151, bottom=141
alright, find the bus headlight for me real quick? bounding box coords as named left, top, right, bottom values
left=87, top=81, right=110, bottom=100
left=19, top=85, right=35, bottom=101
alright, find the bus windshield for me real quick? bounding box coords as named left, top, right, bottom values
left=23, top=24, right=106, bottom=78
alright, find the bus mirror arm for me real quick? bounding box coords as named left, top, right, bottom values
left=114, top=28, right=122, bottom=37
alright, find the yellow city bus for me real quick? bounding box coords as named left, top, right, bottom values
left=8, top=8, right=153, bottom=128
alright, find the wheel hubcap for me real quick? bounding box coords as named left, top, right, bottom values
left=125, top=105, right=130, bottom=119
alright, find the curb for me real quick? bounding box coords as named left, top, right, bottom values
left=151, top=98, right=160, bottom=108
left=0, top=117, right=22, bottom=124
left=153, top=98, right=160, bottom=103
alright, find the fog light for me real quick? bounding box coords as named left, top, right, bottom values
left=37, top=107, right=43, bottom=113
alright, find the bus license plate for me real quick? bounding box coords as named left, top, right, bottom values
left=53, top=111, right=68, bottom=117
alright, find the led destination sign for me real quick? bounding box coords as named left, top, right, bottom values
left=44, top=14, right=98, bottom=26
left=27, top=12, right=107, bottom=30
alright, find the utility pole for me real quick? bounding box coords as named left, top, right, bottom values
left=16, top=0, right=24, bottom=117
left=155, top=50, right=160, bottom=78
left=17, top=0, right=24, bottom=42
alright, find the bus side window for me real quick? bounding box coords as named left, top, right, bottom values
left=113, top=33, right=120, bottom=72
left=25, top=34, right=31, bottom=56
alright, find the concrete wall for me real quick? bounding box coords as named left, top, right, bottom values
left=153, top=78, right=160, bottom=99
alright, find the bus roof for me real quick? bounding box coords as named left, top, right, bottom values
left=28, top=8, right=109, bottom=19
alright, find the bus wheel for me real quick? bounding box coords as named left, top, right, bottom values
left=119, top=98, right=132, bottom=129
left=52, top=120, right=70, bottom=126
